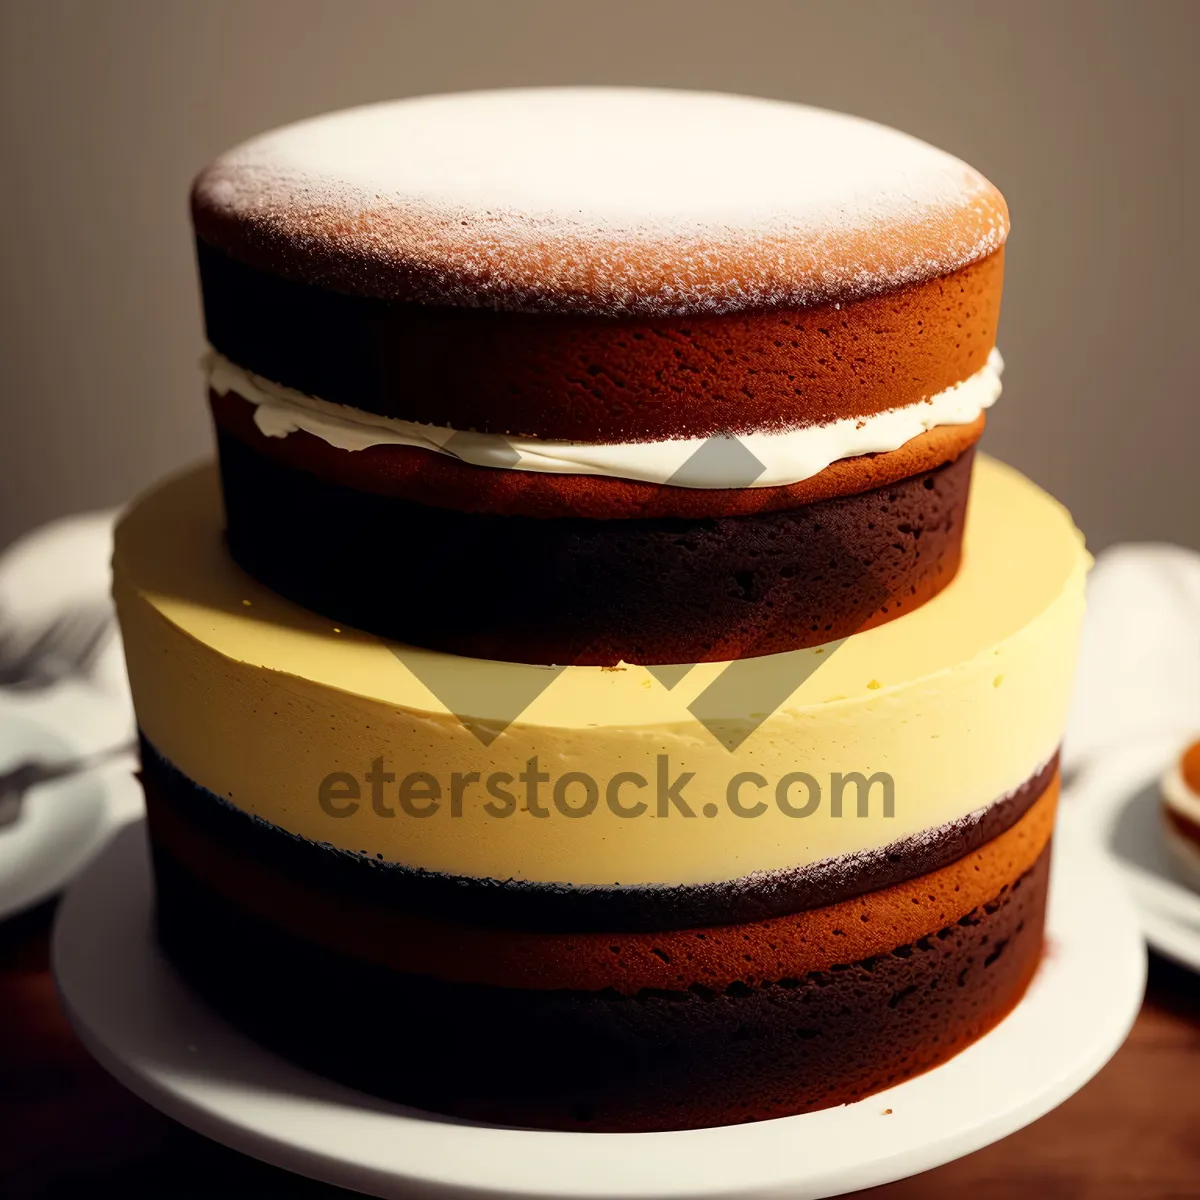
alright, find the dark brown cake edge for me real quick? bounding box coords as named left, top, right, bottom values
left=152, top=834, right=1049, bottom=1132
left=217, top=434, right=974, bottom=666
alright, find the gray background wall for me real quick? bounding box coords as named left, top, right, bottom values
left=1, top=0, right=1196, bottom=553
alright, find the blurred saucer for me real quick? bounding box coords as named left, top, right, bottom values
left=0, top=690, right=140, bottom=921
left=1063, top=732, right=1200, bottom=973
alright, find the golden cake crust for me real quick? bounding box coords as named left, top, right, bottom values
left=192, top=89, right=1008, bottom=317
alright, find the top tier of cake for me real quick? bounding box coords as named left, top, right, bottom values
left=193, top=89, right=1008, bottom=665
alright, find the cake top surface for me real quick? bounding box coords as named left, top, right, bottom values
left=192, top=88, right=1009, bottom=315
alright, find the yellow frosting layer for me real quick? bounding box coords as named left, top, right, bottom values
left=113, top=457, right=1088, bottom=886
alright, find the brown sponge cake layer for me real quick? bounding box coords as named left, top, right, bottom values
left=140, top=734, right=1058, bottom=943
left=217, top=433, right=974, bottom=665
left=212, top=387, right=984, bottom=520
left=151, top=823, right=1049, bottom=1132
left=198, top=240, right=1002, bottom=443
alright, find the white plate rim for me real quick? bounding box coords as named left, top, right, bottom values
left=53, top=820, right=1145, bottom=1200
left=1062, top=731, right=1200, bottom=974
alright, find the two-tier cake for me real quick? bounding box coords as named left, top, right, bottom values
left=113, top=88, right=1089, bottom=1131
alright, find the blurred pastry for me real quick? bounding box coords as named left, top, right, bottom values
left=1162, top=738, right=1200, bottom=891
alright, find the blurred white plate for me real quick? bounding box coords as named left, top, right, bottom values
left=0, top=691, right=140, bottom=921
left=53, top=819, right=1143, bottom=1200
left=1065, top=732, right=1200, bottom=973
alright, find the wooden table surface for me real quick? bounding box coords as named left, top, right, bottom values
left=3, top=897, right=1198, bottom=1200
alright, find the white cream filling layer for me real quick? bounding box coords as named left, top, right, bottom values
left=207, top=347, right=1002, bottom=489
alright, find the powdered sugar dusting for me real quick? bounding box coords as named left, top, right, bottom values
left=192, top=88, right=1009, bottom=315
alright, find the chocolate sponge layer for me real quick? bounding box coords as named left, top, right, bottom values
left=197, top=240, right=1002, bottom=442
left=218, top=433, right=974, bottom=666
left=152, top=836, right=1048, bottom=1132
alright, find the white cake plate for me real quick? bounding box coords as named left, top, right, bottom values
left=53, top=819, right=1144, bottom=1200
left=1064, top=731, right=1200, bottom=974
